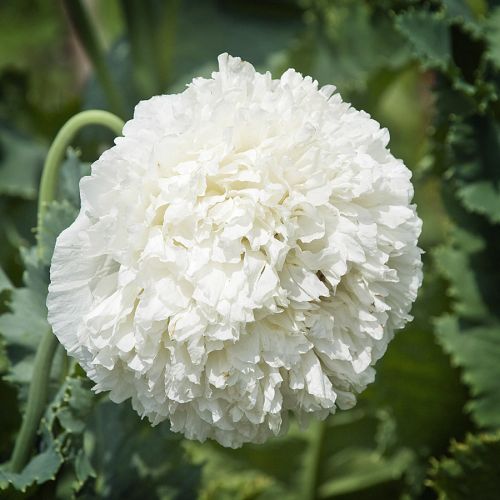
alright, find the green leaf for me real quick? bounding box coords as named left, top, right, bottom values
left=433, top=242, right=489, bottom=320
left=0, top=369, right=95, bottom=494
left=0, top=339, right=8, bottom=374
left=457, top=180, right=500, bottom=224
left=37, top=200, right=77, bottom=265
left=0, top=190, right=82, bottom=491
left=445, top=117, right=500, bottom=184
left=4, top=354, right=36, bottom=386
left=187, top=428, right=306, bottom=499
left=58, top=148, right=90, bottom=209
left=0, top=2, right=63, bottom=71
left=428, top=432, right=500, bottom=500
left=194, top=469, right=279, bottom=500
left=0, top=197, right=77, bottom=393
left=13, top=192, right=78, bottom=322
left=485, top=7, right=500, bottom=69
left=0, top=266, right=12, bottom=292
left=435, top=315, right=500, bottom=429
left=40, top=370, right=96, bottom=496
left=318, top=448, right=414, bottom=498
left=19, top=246, right=49, bottom=304
left=188, top=409, right=416, bottom=500
left=0, top=199, right=77, bottom=351
left=86, top=0, right=303, bottom=111
left=0, top=2, right=78, bottom=117
left=442, top=0, right=475, bottom=23
left=441, top=0, right=483, bottom=37
left=48, top=377, right=94, bottom=434
left=444, top=116, right=500, bottom=227
left=82, top=401, right=201, bottom=499
left=395, top=9, right=452, bottom=69
left=0, top=287, right=48, bottom=350
left=0, top=127, right=45, bottom=199
left=363, top=270, right=469, bottom=453
left=0, top=446, right=62, bottom=492
left=171, top=0, right=303, bottom=83
left=300, top=2, right=411, bottom=92
left=433, top=223, right=493, bottom=322
left=74, top=449, right=95, bottom=490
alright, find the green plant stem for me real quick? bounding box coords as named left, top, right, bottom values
left=63, top=0, right=127, bottom=118
left=37, top=110, right=124, bottom=233
left=120, top=0, right=158, bottom=98
left=9, top=329, right=58, bottom=472
left=10, top=110, right=124, bottom=474
left=303, top=419, right=327, bottom=500
left=151, top=0, right=179, bottom=91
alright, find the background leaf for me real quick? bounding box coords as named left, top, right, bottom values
left=1, top=0, right=500, bottom=498
left=428, top=432, right=500, bottom=500
left=435, top=315, right=500, bottom=428
left=395, top=9, right=451, bottom=69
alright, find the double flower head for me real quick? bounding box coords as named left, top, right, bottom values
left=47, top=54, right=422, bottom=448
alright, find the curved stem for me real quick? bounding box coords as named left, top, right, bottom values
left=37, top=110, right=124, bottom=233
left=10, top=110, right=124, bottom=473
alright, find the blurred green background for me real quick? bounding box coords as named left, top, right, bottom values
left=1, top=1, right=499, bottom=499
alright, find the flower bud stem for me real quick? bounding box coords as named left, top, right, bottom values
left=10, top=110, right=124, bottom=473
left=37, top=110, right=124, bottom=233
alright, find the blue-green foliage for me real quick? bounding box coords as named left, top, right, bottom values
left=0, top=0, right=499, bottom=498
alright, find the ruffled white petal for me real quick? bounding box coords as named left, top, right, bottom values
left=47, top=53, right=422, bottom=448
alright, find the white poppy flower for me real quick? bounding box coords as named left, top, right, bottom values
left=47, top=54, right=422, bottom=448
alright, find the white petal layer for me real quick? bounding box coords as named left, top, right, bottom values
left=47, top=54, right=423, bottom=448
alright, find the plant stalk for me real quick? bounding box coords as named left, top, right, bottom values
left=151, top=0, right=179, bottom=91
left=120, top=0, right=158, bottom=97
left=9, top=329, right=58, bottom=472
left=37, top=110, right=124, bottom=232
left=303, top=418, right=327, bottom=500
left=10, top=110, right=124, bottom=473
left=63, top=0, right=127, bottom=118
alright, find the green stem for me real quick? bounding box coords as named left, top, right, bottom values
left=10, top=110, right=124, bottom=473
left=121, top=0, right=159, bottom=98
left=57, top=344, right=70, bottom=383
left=63, top=0, right=127, bottom=118
left=9, top=329, right=58, bottom=472
left=37, top=110, right=124, bottom=233
left=151, top=0, right=179, bottom=91
left=303, top=419, right=327, bottom=500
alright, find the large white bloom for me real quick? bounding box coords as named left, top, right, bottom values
left=47, top=54, right=422, bottom=448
